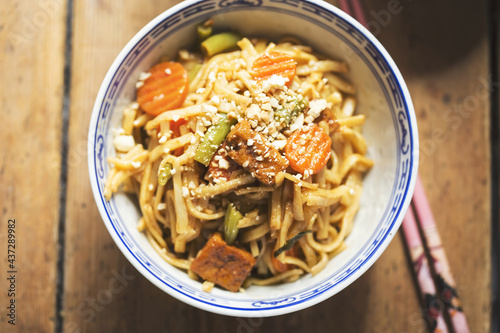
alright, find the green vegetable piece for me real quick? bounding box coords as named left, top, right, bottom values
left=158, top=162, right=173, bottom=186
left=197, top=18, right=214, bottom=41
left=201, top=32, right=241, bottom=57
left=194, top=114, right=237, bottom=166
left=197, top=24, right=213, bottom=41
left=224, top=203, right=243, bottom=244
left=187, top=63, right=203, bottom=82
left=274, top=97, right=308, bottom=127
left=273, top=230, right=312, bottom=257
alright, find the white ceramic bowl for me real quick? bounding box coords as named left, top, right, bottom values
left=88, top=0, right=418, bottom=317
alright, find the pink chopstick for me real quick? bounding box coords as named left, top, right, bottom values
left=337, top=1, right=470, bottom=332
left=338, top=0, right=353, bottom=16
left=413, top=176, right=470, bottom=332
left=402, top=210, right=448, bottom=332
left=349, top=0, right=368, bottom=27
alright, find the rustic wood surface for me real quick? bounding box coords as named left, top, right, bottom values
left=0, top=0, right=495, bottom=332
left=0, top=0, right=67, bottom=332
left=362, top=1, right=492, bottom=332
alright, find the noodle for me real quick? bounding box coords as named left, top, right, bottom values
left=104, top=34, right=373, bottom=292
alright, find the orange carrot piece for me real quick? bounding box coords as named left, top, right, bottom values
left=271, top=256, right=289, bottom=273
left=271, top=245, right=299, bottom=273
left=251, top=52, right=296, bottom=87
left=137, top=62, right=189, bottom=116
left=170, top=118, right=187, bottom=156
left=284, top=124, right=332, bottom=175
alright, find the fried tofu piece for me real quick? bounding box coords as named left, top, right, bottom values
left=191, top=233, right=256, bottom=292
left=226, top=120, right=289, bottom=186
left=205, top=142, right=240, bottom=183
left=316, top=108, right=340, bottom=134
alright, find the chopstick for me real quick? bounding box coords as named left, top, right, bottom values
left=340, top=0, right=368, bottom=27
left=412, top=176, right=470, bottom=332
left=402, top=209, right=448, bottom=332
left=336, top=1, right=471, bottom=332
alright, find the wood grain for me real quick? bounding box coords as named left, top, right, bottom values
left=0, top=0, right=67, bottom=331
left=61, top=1, right=491, bottom=333
left=362, top=0, right=492, bottom=331
left=493, top=1, right=500, bottom=330
left=62, top=1, right=186, bottom=332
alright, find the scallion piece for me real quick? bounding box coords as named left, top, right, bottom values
left=273, top=231, right=312, bottom=257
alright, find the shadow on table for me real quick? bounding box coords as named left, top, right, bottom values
left=109, top=262, right=377, bottom=333
left=131, top=268, right=373, bottom=333
left=362, top=0, right=488, bottom=77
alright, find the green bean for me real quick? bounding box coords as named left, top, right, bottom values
left=158, top=162, right=173, bottom=186
left=194, top=114, right=237, bottom=166
left=274, top=97, right=308, bottom=127
left=224, top=203, right=242, bottom=244
left=201, top=32, right=241, bottom=57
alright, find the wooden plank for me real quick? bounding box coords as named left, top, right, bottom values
left=493, top=0, right=500, bottom=330
left=361, top=0, right=492, bottom=331
left=0, top=0, right=67, bottom=331
left=62, top=1, right=188, bottom=332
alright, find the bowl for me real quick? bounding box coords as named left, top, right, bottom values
left=88, top=0, right=419, bottom=317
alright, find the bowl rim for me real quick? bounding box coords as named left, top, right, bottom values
left=88, top=0, right=419, bottom=317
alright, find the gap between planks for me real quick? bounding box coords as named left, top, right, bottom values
left=488, top=0, right=499, bottom=332
left=55, top=0, right=74, bottom=332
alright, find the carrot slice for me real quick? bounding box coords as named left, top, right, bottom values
left=284, top=124, right=332, bottom=175
left=251, top=52, right=296, bottom=87
left=137, top=62, right=189, bottom=116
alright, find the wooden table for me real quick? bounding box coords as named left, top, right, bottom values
left=0, top=0, right=496, bottom=332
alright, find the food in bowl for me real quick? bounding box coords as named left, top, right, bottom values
left=90, top=0, right=419, bottom=316
left=103, top=22, right=373, bottom=293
